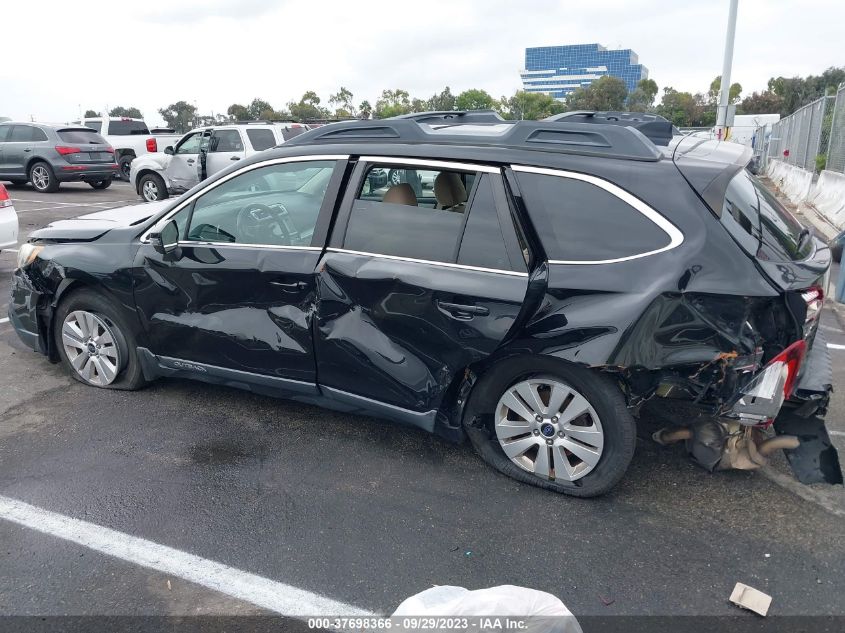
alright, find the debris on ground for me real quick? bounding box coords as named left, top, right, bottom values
left=729, top=582, right=771, bottom=616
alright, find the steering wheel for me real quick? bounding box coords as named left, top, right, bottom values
left=235, top=203, right=298, bottom=245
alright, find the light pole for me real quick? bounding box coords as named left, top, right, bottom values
left=715, top=0, right=739, bottom=140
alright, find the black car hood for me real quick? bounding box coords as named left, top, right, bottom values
left=30, top=201, right=170, bottom=241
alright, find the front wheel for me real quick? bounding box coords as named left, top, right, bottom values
left=54, top=289, right=147, bottom=390
left=465, top=362, right=636, bottom=497
left=139, top=173, right=168, bottom=202
left=89, top=179, right=112, bottom=190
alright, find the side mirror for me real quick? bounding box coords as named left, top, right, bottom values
left=164, top=146, right=174, bottom=155
left=149, top=219, right=180, bottom=255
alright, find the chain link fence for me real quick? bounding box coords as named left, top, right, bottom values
left=767, top=95, right=834, bottom=172
left=828, top=83, right=845, bottom=173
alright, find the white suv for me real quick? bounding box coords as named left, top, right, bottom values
left=129, top=123, right=309, bottom=202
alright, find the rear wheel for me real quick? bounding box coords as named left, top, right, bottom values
left=118, top=155, right=134, bottom=181
left=139, top=173, right=168, bottom=202
left=89, top=179, right=112, bottom=190
left=29, top=161, right=59, bottom=193
left=465, top=361, right=636, bottom=497
left=54, top=289, right=147, bottom=390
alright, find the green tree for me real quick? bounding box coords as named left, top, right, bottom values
left=84, top=109, right=101, bottom=118
left=358, top=100, right=373, bottom=119
left=287, top=91, right=328, bottom=121
left=497, top=91, right=566, bottom=120
left=655, top=87, right=698, bottom=127
left=158, top=101, right=197, bottom=133
left=109, top=106, right=143, bottom=119
left=374, top=89, right=412, bottom=118
left=247, top=98, right=273, bottom=120
left=627, top=78, right=659, bottom=112
left=707, top=76, right=742, bottom=105
left=566, top=76, right=628, bottom=111
left=455, top=88, right=495, bottom=111
left=738, top=90, right=784, bottom=115
left=227, top=103, right=249, bottom=121
left=329, top=87, right=357, bottom=118
left=426, top=87, right=456, bottom=111
left=410, top=98, right=428, bottom=113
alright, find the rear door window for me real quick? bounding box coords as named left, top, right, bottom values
left=107, top=120, right=149, bottom=135
left=457, top=175, right=526, bottom=272
left=58, top=129, right=108, bottom=144
left=515, top=169, right=676, bottom=262
left=344, top=164, right=475, bottom=263
left=83, top=120, right=103, bottom=133
left=281, top=126, right=307, bottom=141
left=246, top=128, right=276, bottom=151
left=722, top=169, right=812, bottom=262
left=210, top=129, right=243, bottom=152
left=0, top=125, right=10, bottom=142
left=9, top=125, right=39, bottom=142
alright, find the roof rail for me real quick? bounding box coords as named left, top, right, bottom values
left=391, top=110, right=507, bottom=124
left=284, top=117, right=663, bottom=161
left=544, top=111, right=677, bottom=147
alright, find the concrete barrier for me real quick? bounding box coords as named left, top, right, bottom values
left=807, top=170, right=845, bottom=230
left=766, top=159, right=813, bottom=204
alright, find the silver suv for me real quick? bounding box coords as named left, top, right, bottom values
left=0, top=122, right=118, bottom=193
left=129, top=123, right=309, bottom=202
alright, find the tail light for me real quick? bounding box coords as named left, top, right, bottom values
left=730, top=339, right=807, bottom=425
left=104, top=146, right=115, bottom=154
left=146, top=138, right=157, bottom=152
left=801, top=285, right=824, bottom=336
left=55, top=146, right=81, bottom=155
left=0, top=184, right=11, bottom=209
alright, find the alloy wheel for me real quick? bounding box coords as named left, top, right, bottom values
left=61, top=310, right=121, bottom=386
left=32, top=165, right=50, bottom=190
left=142, top=179, right=159, bottom=201
left=495, top=378, right=604, bottom=482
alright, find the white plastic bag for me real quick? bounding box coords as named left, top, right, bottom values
left=393, top=585, right=582, bottom=633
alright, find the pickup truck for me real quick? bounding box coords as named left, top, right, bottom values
left=129, top=122, right=307, bottom=201
left=72, top=117, right=181, bottom=180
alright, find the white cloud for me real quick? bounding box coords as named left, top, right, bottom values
left=1, top=0, right=842, bottom=123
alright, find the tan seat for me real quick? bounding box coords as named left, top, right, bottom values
left=383, top=183, right=418, bottom=206
left=434, top=172, right=467, bottom=210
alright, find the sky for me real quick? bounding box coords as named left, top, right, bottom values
left=1, top=0, right=842, bottom=125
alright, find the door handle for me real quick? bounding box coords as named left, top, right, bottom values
left=270, top=280, right=308, bottom=291
left=437, top=300, right=490, bottom=318
left=186, top=159, right=195, bottom=164
left=230, top=156, right=240, bottom=161
left=23, top=148, right=31, bottom=152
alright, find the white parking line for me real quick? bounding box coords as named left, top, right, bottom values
left=0, top=494, right=374, bottom=617
left=0, top=317, right=9, bottom=325
left=827, top=343, right=845, bottom=350
left=830, top=430, right=845, bottom=437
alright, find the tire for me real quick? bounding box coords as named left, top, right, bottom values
left=89, top=179, right=112, bottom=190
left=118, top=155, right=134, bottom=181
left=53, top=288, right=147, bottom=391
left=139, top=173, right=168, bottom=202
left=29, top=161, right=59, bottom=193
left=464, top=359, right=636, bottom=498
left=388, top=169, right=402, bottom=186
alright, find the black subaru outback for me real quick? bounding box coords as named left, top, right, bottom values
left=9, top=111, right=840, bottom=497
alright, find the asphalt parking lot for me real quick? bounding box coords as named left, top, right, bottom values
left=1, top=181, right=845, bottom=621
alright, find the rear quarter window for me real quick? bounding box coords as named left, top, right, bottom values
left=515, top=170, right=677, bottom=262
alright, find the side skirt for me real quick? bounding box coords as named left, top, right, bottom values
left=135, top=347, right=438, bottom=434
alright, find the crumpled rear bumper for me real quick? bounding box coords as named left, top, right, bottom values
left=773, top=330, right=842, bottom=485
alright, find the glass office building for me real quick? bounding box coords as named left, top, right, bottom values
left=521, top=44, right=648, bottom=100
